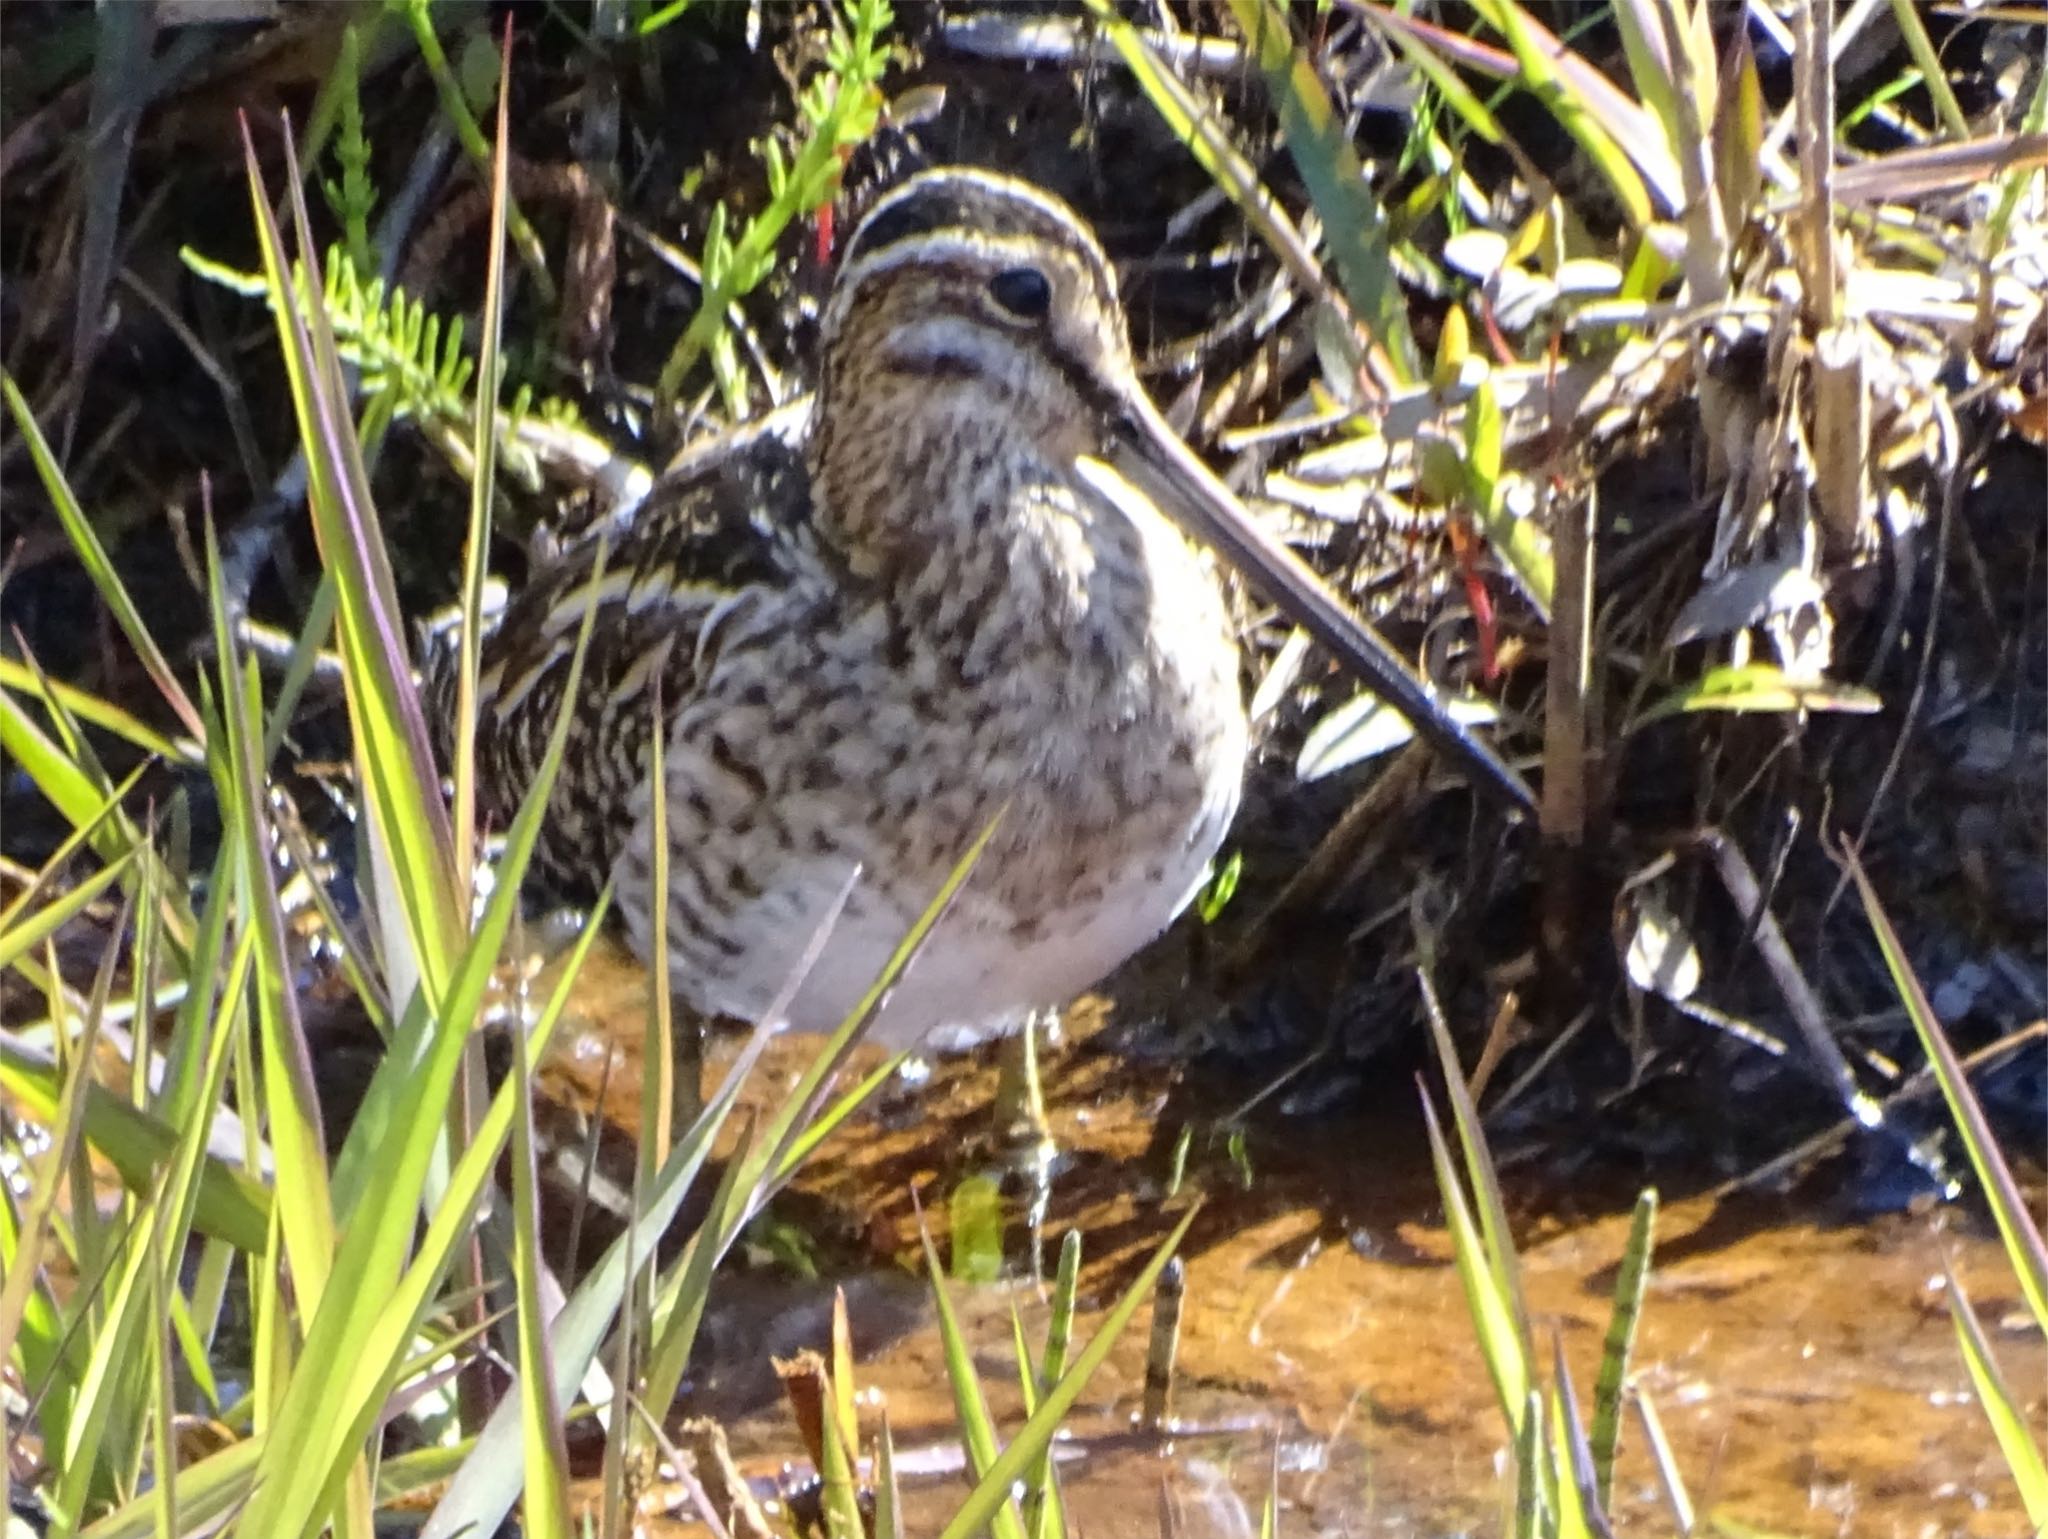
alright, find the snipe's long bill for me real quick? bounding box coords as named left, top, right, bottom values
left=433, top=166, right=1529, bottom=1053
left=1084, top=387, right=1533, bottom=819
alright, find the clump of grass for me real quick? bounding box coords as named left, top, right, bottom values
left=0, top=27, right=1192, bottom=1535
left=654, top=0, right=897, bottom=416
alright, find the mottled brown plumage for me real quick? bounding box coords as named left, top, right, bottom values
left=428, top=166, right=1529, bottom=1050
left=432, top=169, right=1245, bottom=1046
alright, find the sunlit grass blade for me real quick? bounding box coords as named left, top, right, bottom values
left=397, top=0, right=554, bottom=297
left=1419, top=1087, right=1530, bottom=1436
left=1886, top=0, right=1968, bottom=139
left=1842, top=844, right=2048, bottom=1329
left=78, top=1431, right=265, bottom=1539
left=919, top=1212, right=1029, bottom=1539
left=829, top=1285, right=860, bottom=1479
left=1081, top=0, right=1360, bottom=383
left=637, top=818, right=1006, bottom=1426
left=146, top=1177, right=181, bottom=1539
left=1418, top=967, right=1531, bottom=1352
left=1, top=372, right=206, bottom=745
left=814, top=1358, right=866, bottom=1539
left=1360, top=1, right=1676, bottom=225
left=451, top=17, right=513, bottom=893
left=1631, top=1386, right=1694, bottom=1532
left=510, top=1004, right=572, bottom=1539
left=1632, top=664, right=1882, bottom=727
left=420, top=1041, right=756, bottom=1539
left=0, top=684, right=194, bottom=957
left=0, top=658, right=201, bottom=766
left=51, top=897, right=249, bottom=1523
left=246, top=886, right=610, bottom=1538
left=1464, top=0, right=1669, bottom=226
left=424, top=833, right=967, bottom=1539
left=1, top=1178, right=70, bottom=1457
left=1024, top=1227, right=1080, bottom=1539
left=1944, top=1261, right=2048, bottom=1527
left=237, top=113, right=461, bottom=1011
left=0, top=847, right=135, bottom=977
left=874, top=1413, right=905, bottom=1539
left=0, top=929, right=122, bottom=1473
left=936, top=1203, right=1200, bottom=1539
left=1590, top=1189, right=1655, bottom=1508
left=209, top=524, right=338, bottom=1315
left=1360, top=5, right=1505, bottom=147
left=1548, top=1336, right=1610, bottom=1539
left=0, top=761, right=144, bottom=934
left=1225, top=0, right=1421, bottom=390
left=232, top=505, right=602, bottom=1537
left=0, top=1005, right=270, bottom=1255
left=1463, top=374, right=1554, bottom=614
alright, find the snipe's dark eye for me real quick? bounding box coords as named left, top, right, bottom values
left=987, top=266, right=1052, bottom=321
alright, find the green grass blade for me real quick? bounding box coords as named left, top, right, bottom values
left=52, top=900, right=250, bottom=1523
left=0, top=688, right=192, bottom=959
left=419, top=1048, right=750, bottom=1539
left=1886, top=0, right=1969, bottom=139
left=1548, top=1334, right=1611, bottom=1539
left=0, top=373, right=206, bottom=744
left=1024, top=1228, right=1081, bottom=1539
left=146, top=1190, right=180, bottom=1539
left=0, top=659, right=200, bottom=766
left=1843, top=846, right=2048, bottom=1329
left=0, top=932, right=119, bottom=1472
left=919, top=1216, right=1028, bottom=1539
left=450, top=21, right=513, bottom=890
left=210, top=536, right=338, bottom=1314
left=1360, top=7, right=1505, bottom=147
left=1418, top=968, right=1532, bottom=1352
left=873, top=1414, right=904, bottom=1539
left=0, top=768, right=145, bottom=940
left=1224, top=0, right=1421, bottom=388
left=237, top=115, right=461, bottom=1011
left=1633, top=664, right=1882, bottom=727
left=77, top=1438, right=263, bottom=1539
left=1465, top=0, right=1667, bottom=225
left=0, top=849, right=136, bottom=976
left=510, top=1010, right=573, bottom=1539
left=0, top=1008, right=270, bottom=1255
left=1608, top=0, right=1680, bottom=158
left=936, top=1204, right=1200, bottom=1539
left=231, top=543, right=601, bottom=1537
left=1945, top=1262, right=2048, bottom=1527
left=1082, top=0, right=1361, bottom=383
left=815, top=1360, right=866, bottom=1539
left=1590, top=1189, right=1655, bottom=1507
left=1419, top=1088, right=1530, bottom=1436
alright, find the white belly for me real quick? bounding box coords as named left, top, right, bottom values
left=626, top=775, right=1236, bottom=1049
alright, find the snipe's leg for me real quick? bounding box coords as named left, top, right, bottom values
left=993, top=1009, right=1057, bottom=1173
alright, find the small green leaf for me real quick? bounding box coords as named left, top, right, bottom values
left=1634, top=665, right=1883, bottom=728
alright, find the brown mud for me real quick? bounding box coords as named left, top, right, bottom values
left=533, top=939, right=2047, bottom=1538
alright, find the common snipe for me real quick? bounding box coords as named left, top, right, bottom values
left=431, top=167, right=1528, bottom=1082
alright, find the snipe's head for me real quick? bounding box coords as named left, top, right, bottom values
left=817, top=167, right=1136, bottom=458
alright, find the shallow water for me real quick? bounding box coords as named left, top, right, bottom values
left=533, top=938, right=2047, bottom=1538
